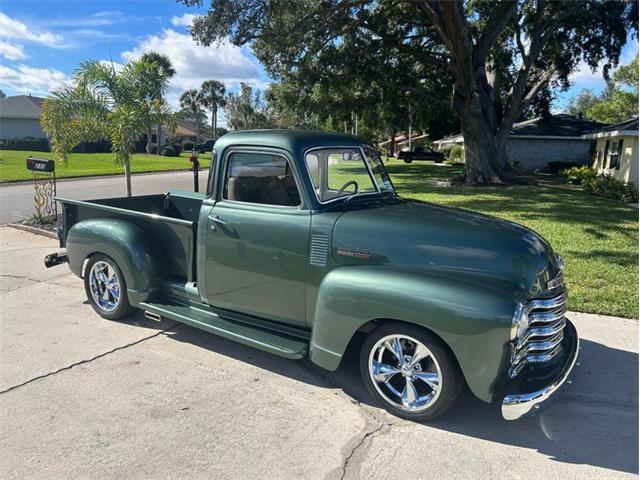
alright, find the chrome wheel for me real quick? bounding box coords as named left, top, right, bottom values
left=88, top=260, right=121, bottom=312
left=368, top=334, right=442, bottom=412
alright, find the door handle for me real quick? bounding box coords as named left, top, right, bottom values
left=209, top=214, right=227, bottom=230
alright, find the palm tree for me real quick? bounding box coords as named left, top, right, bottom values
left=140, top=52, right=175, bottom=153
left=180, top=89, right=204, bottom=143
left=200, top=80, right=226, bottom=140
left=41, top=59, right=154, bottom=197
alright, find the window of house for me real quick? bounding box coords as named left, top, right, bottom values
left=223, top=152, right=301, bottom=207
left=608, top=139, right=623, bottom=170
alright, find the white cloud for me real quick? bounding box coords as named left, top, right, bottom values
left=122, top=28, right=265, bottom=109
left=0, top=12, right=63, bottom=45
left=0, top=64, right=68, bottom=96
left=569, top=61, right=606, bottom=85
left=0, top=40, right=26, bottom=60
left=170, top=14, right=197, bottom=27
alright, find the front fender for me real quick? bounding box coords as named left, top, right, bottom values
left=66, top=219, right=163, bottom=305
left=309, top=267, right=516, bottom=403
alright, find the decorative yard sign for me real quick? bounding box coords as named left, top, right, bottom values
left=25, top=157, right=57, bottom=218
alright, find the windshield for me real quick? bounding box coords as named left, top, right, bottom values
left=305, top=146, right=395, bottom=203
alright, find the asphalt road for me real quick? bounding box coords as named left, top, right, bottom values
left=0, top=169, right=209, bottom=224
left=0, top=227, right=638, bottom=479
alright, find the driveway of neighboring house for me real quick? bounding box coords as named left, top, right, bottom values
left=0, top=227, right=637, bottom=479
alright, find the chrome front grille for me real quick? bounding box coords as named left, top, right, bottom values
left=509, top=291, right=567, bottom=378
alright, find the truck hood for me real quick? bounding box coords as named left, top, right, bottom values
left=331, top=199, right=560, bottom=299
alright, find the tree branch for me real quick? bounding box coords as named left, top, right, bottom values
left=473, top=0, right=517, bottom=65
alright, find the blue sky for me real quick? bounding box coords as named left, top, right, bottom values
left=0, top=0, right=637, bottom=124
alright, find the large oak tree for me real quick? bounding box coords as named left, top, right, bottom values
left=181, top=0, right=637, bottom=183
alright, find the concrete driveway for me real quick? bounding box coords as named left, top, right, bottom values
left=0, top=227, right=637, bottom=479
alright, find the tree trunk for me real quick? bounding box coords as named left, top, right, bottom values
left=146, top=124, right=153, bottom=154
left=451, top=70, right=505, bottom=183
left=156, top=123, right=162, bottom=152
left=390, top=128, right=396, bottom=158
left=454, top=90, right=503, bottom=184
left=195, top=116, right=200, bottom=143
left=123, top=157, right=132, bottom=197
left=211, top=107, right=215, bottom=140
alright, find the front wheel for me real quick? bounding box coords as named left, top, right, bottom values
left=360, top=323, right=464, bottom=421
left=84, top=254, right=136, bottom=320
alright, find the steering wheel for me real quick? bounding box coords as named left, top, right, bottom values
left=337, top=180, right=359, bottom=197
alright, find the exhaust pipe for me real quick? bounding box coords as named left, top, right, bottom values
left=44, top=251, right=68, bottom=268
left=144, top=311, right=162, bottom=322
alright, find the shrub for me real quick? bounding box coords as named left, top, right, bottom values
left=583, top=175, right=639, bottom=203
left=149, top=143, right=158, bottom=154
left=0, top=137, right=49, bottom=151
left=547, top=161, right=580, bottom=174
left=72, top=140, right=111, bottom=153
left=563, top=166, right=597, bottom=185
left=161, top=144, right=181, bottom=157
left=446, top=145, right=464, bottom=165
left=182, top=141, right=194, bottom=151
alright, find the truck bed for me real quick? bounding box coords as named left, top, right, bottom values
left=57, top=190, right=205, bottom=282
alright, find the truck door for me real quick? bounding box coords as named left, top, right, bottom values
left=202, top=149, right=311, bottom=327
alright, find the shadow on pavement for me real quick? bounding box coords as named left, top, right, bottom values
left=161, top=320, right=638, bottom=475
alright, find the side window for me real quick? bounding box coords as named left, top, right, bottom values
left=223, top=152, right=301, bottom=207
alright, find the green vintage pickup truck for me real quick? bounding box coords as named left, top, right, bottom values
left=46, top=130, right=578, bottom=421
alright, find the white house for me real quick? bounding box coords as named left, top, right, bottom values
left=434, top=114, right=608, bottom=171
left=0, top=95, right=47, bottom=140
left=583, top=117, right=638, bottom=185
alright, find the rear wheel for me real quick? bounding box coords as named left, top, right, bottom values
left=403, top=158, right=412, bottom=164
left=360, top=322, right=464, bottom=421
left=84, top=254, right=135, bottom=320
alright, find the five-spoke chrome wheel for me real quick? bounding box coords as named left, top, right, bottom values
left=368, top=334, right=442, bottom=412
left=88, top=260, right=121, bottom=312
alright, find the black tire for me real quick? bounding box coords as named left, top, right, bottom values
left=359, top=322, right=464, bottom=422
left=403, top=158, right=412, bottom=164
left=83, top=254, right=136, bottom=320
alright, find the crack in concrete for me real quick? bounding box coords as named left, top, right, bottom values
left=0, top=323, right=179, bottom=395
left=339, top=422, right=385, bottom=480
left=0, top=273, right=71, bottom=284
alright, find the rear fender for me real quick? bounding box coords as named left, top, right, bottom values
left=309, top=267, right=516, bottom=403
left=66, top=219, right=163, bottom=305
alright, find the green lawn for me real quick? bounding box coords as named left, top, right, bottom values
left=382, top=159, right=638, bottom=318
left=0, top=150, right=210, bottom=182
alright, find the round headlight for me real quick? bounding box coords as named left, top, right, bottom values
left=511, top=303, right=529, bottom=341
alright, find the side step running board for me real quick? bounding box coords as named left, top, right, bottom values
left=140, top=300, right=308, bottom=360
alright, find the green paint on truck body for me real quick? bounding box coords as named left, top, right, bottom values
left=57, top=129, right=564, bottom=404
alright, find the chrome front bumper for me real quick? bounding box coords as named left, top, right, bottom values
left=502, top=319, right=579, bottom=421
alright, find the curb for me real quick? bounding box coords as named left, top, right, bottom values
left=6, top=223, right=58, bottom=239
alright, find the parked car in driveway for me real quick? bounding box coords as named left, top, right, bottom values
left=46, top=130, right=578, bottom=422
left=197, top=139, right=215, bottom=153
left=398, top=146, right=445, bottom=163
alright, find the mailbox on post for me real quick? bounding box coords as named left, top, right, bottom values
left=26, top=156, right=57, bottom=219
